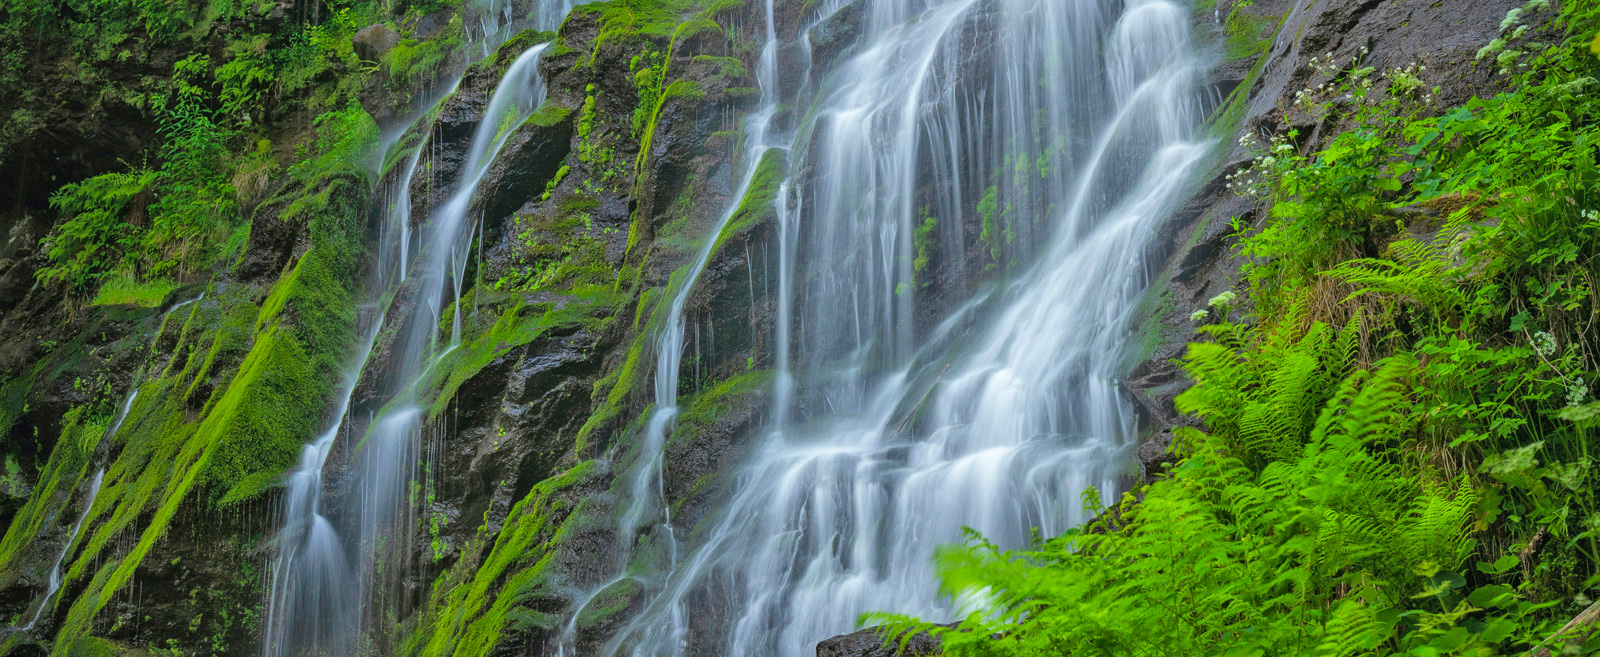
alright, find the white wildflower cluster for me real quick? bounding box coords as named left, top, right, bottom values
left=1190, top=309, right=1210, bottom=322
left=1227, top=132, right=1293, bottom=198
left=1546, top=76, right=1598, bottom=99
left=1294, top=48, right=1371, bottom=110
left=1207, top=291, right=1238, bottom=309
left=1388, top=62, right=1428, bottom=100
left=1500, top=7, right=1523, bottom=30
left=1570, top=377, right=1591, bottom=407
left=1583, top=209, right=1600, bottom=223
left=1531, top=330, right=1557, bottom=357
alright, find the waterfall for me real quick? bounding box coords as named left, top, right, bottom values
left=599, top=0, right=1211, bottom=654
left=263, top=21, right=565, bottom=656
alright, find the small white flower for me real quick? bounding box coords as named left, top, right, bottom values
left=1532, top=331, right=1557, bottom=357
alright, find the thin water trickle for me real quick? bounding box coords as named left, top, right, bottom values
left=8, top=288, right=205, bottom=637
left=598, top=0, right=1211, bottom=655
left=11, top=471, right=103, bottom=634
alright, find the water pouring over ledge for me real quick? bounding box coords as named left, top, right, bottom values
left=596, top=0, right=1213, bottom=654
left=262, top=18, right=562, bottom=655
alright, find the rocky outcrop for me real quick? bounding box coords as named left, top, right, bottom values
left=816, top=626, right=942, bottom=657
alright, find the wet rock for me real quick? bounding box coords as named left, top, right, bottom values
left=415, top=8, right=455, bottom=40
left=816, top=626, right=943, bottom=657
left=474, top=103, right=577, bottom=223
left=353, top=24, right=402, bottom=62
left=808, top=0, right=866, bottom=74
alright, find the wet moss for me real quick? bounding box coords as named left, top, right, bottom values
left=422, top=290, right=624, bottom=420
left=525, top=102, right=573, bottom=130
left=575, top=577, right=641, bottom=630
left=669, top=369, right=772, bottom=447
left=403, top=461, right=600, bottom=657
left=473, top=28, right=557, bottom=75
left=713, top=149, right=787, bottom=256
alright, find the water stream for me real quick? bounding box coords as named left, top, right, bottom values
left=555, top=0, right=790, bottom=651
left=600, top=0, right=1211, bottom=654
left=263, top=12, right=565, bottom=655
left=13, top=470, right=104, bottom=634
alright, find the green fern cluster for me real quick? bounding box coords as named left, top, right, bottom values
left=876, top=344, right=1541, bottom=657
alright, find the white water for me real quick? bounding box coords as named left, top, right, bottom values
left=599, top=0, right=1210, bottom=655
left=263, top=30, right=558, bottom=657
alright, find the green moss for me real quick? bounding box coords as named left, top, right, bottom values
left=420, top=289, right=623, bottom=419
left=0, top=406, right=94, bottom=575
left=1221, top=6, right=1273, bottom=63
left=36, top=116, right=373, bottom=654
left=669, top=369, right=772, bottom=446
left=542, top=164, right=571, bottom=201
left=912, top=208, right=938, bottom=285
left=977, top=184, right=999, bottom=269
left=525, top=102, right=573, bottom=130
left=386, top=14, right=466, bottom=87
left=690, top=54, right=746, bottom=79
left=89, top=276, right=178, bottom=308
left=713, top=149, right=788, bottom=255
left=63, top=636, right=119, bottom=657
left=403, top=461, right=600, bottom=657
left=575, top=577, right=642, bottom=630
left=474, top=28, right=557, bottom=75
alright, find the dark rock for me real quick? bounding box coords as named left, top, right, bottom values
left=808, top=0, right=866, bottom=74
left=474, top=103, right=577, bottom=223
left=816, top=626, right=943, bottom=657
left=415, top=8, right=455, bottom=40
left=353, top=24, right=402, bottom=62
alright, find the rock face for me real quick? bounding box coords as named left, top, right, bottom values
left=353, top=24, right=402, bottom=62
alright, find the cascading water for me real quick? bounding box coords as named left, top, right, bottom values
left=555, top=2, right=790, bottom=654
left=599, top=0, right=1211, bottom=654
left=263, top=20, right=566, bottom=656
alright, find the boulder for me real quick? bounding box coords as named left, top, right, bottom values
left=352, top=24, right=401, bottom=62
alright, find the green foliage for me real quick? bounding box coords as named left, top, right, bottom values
left=879, top=339, right=1583, bottom=656
left=912, top=207, right=938, bottom=285
left=89, top=276, right=179, bottom=308
left=976, top=185, right=1000, bottom=270
left=36, top=170, right=159, bottom=293
left=387, top=14, right=465, bottom=86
